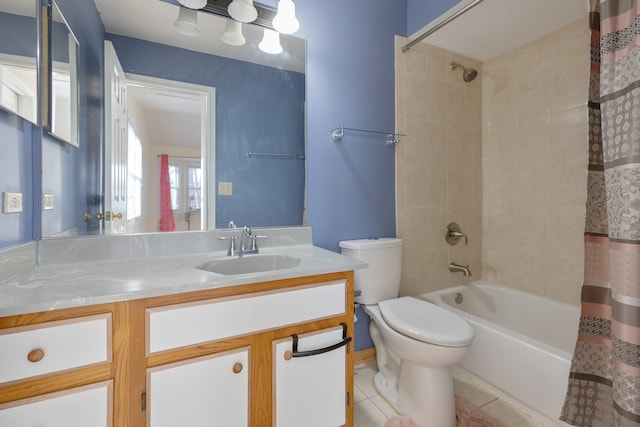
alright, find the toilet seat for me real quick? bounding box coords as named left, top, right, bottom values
left=378, top=297, right=474, bottom=347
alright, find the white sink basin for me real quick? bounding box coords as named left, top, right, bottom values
left=197, top=253, right=302, bottom=275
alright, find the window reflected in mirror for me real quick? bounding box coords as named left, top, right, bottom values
left=168, top=159, right=203, bottom=231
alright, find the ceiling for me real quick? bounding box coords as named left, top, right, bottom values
left=410, top=0, right=587, bottom=61
left=127, top=84, right=203, bottom=149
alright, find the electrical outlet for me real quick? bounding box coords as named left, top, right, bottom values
left=3, top=192, right=23, bottom=213
left=43, top=194, right=55, bottom=210
left=218, top=182, right=233, bottom=196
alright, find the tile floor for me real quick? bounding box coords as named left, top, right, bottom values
left=353, top=360, right=551, bottom=427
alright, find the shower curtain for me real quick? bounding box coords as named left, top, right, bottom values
left=560, top=1, right=640, bottom=426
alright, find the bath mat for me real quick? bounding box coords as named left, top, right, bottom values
left=383, top=395, right=507, bottom=427
left=454, top=395, right=507, bottom=427
left=385, top=416, right=420, bottom=427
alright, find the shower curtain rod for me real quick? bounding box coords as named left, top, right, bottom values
left=401, top=0, right=484, bottom=53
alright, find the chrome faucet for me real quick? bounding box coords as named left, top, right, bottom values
left=219, top=222, right=267, bottom=256
left=218, top=221, right=240, bottom=256
left=240, top=226, right=259, bottom=254
left=449, top=263, right=471, bottom=276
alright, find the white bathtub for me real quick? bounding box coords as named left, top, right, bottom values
left=421, top=280, right=580, bottom=425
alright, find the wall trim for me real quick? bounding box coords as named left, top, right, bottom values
left=354, top=347, right=376, bottom=365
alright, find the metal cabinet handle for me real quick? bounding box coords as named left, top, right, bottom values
left=289, top=323, right=351, bottom=358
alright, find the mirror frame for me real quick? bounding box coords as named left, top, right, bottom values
left=40, top=0, right=79, bottom=147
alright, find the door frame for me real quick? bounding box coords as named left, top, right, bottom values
left=125, top=74, right=216, bottom=231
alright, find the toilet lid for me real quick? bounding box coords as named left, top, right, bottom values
left=378, top=297, right=474, bottom=347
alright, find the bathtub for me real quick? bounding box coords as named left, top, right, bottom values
left=421, top=280, right=580, bottom=425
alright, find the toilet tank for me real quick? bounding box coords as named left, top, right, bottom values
left=339, top=238, right=402, bottom=305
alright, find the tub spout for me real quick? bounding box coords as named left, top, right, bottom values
left=449, top=263, right=471, bottom=276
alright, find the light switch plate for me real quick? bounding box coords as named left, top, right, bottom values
left=3, top=192, right=23, bottom=213
left=43, top=194, right=55, bottom=210
left=218, top=182, right=233, bottom=196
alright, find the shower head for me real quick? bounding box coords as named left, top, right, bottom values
left=451, top=62, right=478, bottom=82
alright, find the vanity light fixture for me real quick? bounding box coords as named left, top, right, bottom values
left=220, top=19, right=246, bottom=46
left=228, top=0, right=258, bottom=23
left=259, top=29, right=282, bottom=54
left=177, top=0, right=207, bottom=9
left=272, top=0, right=299, bottom=34
left=174, top=7, right=201, bottom=36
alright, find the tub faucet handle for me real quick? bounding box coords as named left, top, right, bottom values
left=445, top=223, right=467, bottom=245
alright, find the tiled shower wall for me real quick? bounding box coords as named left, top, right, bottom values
left=395, top=37, right=483, bottom=297
left=482, top=18, right=589, bottom=304
left=395, top=18, right=589, bottom=304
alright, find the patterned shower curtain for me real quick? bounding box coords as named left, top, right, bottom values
left=560, top=1, right=640, bottom=426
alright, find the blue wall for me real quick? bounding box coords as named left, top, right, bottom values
left=297, top=1, right=404, bottom=253
left=406, top=0, right=460, bottom=36
left=0, top=111, right=34, bottom=247
left=106, top=35, right=305, bottom=228
left=0, top=12, right=37, bottom=57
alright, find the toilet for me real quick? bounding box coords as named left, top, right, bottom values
left=339, top=238, right=474, bottom=427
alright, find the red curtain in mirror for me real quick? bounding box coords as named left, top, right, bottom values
left=159, top=154, right=175, bottom=232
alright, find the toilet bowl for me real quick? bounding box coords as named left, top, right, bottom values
left=339, top=238, right=474, bottom=427
left=365, top=298, right=473, bottom=426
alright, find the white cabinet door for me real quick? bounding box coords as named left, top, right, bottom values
left=0, top=381, right=112, bottom=426
left=274, top=326, right=350, bottom=427
left=148, top=348, right=249, bottom=427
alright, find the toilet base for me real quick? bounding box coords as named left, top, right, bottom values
left=373, top=371, right=400, bottom=409
left=374, top=363, right=457, bottom=427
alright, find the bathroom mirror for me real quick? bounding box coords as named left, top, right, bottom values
left=41, top=0, right=79, bottom=147
left=39, top=0, right=305, bottom=239
left=0, top=0, right=38, bottom=124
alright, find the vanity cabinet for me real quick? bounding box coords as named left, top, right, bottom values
left=0, top=271, right=354, bottom=427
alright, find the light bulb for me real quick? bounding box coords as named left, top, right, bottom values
left=228, top=0, right=258, bottom=23
left=220, top=20, right=245, bottom=46
left=177, top=0, right=206, bottom=9
left=259, top=29, right=283, bottom=54
left=174, top=7, right=200, bottom=36
left=273, top=0, right=299, bottom=34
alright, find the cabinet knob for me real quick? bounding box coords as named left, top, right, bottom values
left=232, top=362, right=243, bottom=374
left=27, top=348, right=45, bottom=363
left=284, top=351, right=293, bottom=361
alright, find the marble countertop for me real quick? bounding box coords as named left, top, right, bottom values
left=0, top=228, right=366, bottom=317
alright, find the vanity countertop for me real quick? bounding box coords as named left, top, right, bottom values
left=0, top=228, right=366, bottom=317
